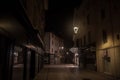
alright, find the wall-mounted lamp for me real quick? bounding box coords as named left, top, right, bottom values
left=73, top=27, right=79, bottom=34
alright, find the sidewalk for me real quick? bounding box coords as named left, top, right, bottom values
left=34, top=64, right=115, bottom=80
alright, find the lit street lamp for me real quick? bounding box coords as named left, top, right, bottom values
left=73, top=26, right=79, bottom=47
left=73, top=26, right=79, bottom=34
left=73, top=26, right=79, bottom=65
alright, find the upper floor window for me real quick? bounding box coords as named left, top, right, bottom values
left=113, top=1, right=120, bottom=12
left=84, top=35, right=86, bottom=46
left=76, top=39, right=79, bottom=47
left=87, top=14, right=90, bottom=25
left=116, top=33, right=120, bottom=40
left=101, top=8, right=106, bottom=20
left=88, top=31, right=91, bottom=43
left=52, top=48, right=53, bottom=52
left=79, top=38, right=82, bottom=46
left=102, top=30, right=107, bottom=43
left=52, top=40, right=54, bottom=45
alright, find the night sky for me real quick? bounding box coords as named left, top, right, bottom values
left=45, top=0, right=82, bottom=48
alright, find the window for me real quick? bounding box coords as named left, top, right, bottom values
left=101, top=9, right=106, bottom=20
left=52, top=34, right=54, bottom=38
left=113, top=1, right=120, bottom=11
left=76, top=39, right=79, bottom=47
left=102, top=30, right=107, bottom=43
left=52, top=48, right=53, bottom=52
left=79, top=38, right=82, bottom=46
left=117, top=33, right=120, bottom=40
left=86, top=2, right=89, bottom=10
left=52, top=40, right=53, bottom=45
left=84, top=35, right=86, bottom=46
left=87, top=14, right=90, bottom=25
left=88, top=31, right=91, bottom=44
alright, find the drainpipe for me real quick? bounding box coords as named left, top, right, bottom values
left=109, top=0, right=117, bottom=79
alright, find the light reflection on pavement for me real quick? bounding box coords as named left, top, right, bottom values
left=44, top=64, right=78, bottom=68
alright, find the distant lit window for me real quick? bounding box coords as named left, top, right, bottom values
left=102, top=30, right=107, bottom=43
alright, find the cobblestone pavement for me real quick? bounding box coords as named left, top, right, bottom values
left=34, top=64, right=115, bottom=80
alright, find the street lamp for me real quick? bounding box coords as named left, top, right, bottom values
left=73, top=26, right=79, bottom=47
left=73, top=26, right=79, bottom=65
left=73, top=27, right=79, bottom=34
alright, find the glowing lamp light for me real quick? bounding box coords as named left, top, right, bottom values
left=73, top=27, right=79, bottom=34
left=61, top=46, right=64, bottom=49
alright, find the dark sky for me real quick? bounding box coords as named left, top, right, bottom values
left=45, top=0, right=82, bottom=48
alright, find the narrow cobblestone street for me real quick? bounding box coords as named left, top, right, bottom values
left=34, top=64, right=114, bottom=80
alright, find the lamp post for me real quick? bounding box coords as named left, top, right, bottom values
left=73, top=26, right=79, bottom=65
left=73, top=27, right=79, bottom=47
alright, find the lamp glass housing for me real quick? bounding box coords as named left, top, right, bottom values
left=74, top=27, right=79, bottom=34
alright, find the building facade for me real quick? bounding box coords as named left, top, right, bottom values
left=73, top=0, right=120, bottom=78
left=44, top=32, right=64, bottom=64
left=0, top=0, right=47, bottom=80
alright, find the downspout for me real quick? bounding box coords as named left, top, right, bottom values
left=109, top=0, right=117, bottom=79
